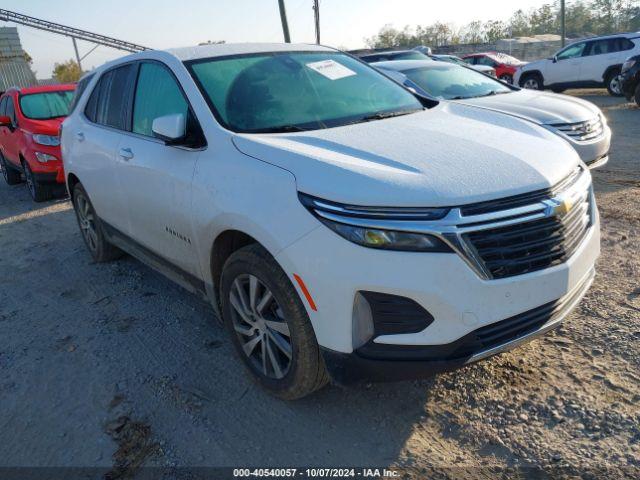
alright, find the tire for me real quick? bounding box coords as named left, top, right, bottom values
left=220, top=244, right=328, bottom=400
left=499, top=74, right=513, bottom=84
left=520, top=72, right=543, bottom=90
left=635, top=83, right=640, bottom=107
left=0, top=152, right=22, bottom=185
left=72, top=183, right=123, bottom=262
left=23, top=160, right=52, bottom=202
left=606, top=70, right=624, bottom=97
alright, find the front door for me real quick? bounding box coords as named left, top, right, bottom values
left=546, top=41, right=587, bottom=85
left=115, top=61, right=204, bottom=277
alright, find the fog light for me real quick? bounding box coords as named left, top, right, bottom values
left=34, top=152, right=58, bottom=163
left=352, top=292, right=374, bottom=349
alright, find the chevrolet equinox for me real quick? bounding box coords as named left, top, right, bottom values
left=61, top=44, right=600, bottom=399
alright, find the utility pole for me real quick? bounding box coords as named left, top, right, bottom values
left=560, top=0, right=566, bottom=47
left=72, top=37, right=82, bottom=71
left=313, top=0, right=320, bottom=45
left=278, top=0, right=291, bottom=43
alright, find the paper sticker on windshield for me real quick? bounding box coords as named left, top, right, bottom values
left=306, top=60, right=356, bottom=80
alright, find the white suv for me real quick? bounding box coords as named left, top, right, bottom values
left=62, top=44, right=600, bottom=399
left=515, top=32, right=640, bottom=96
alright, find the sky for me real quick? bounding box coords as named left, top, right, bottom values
left=4, top=0, right=548, bottom=78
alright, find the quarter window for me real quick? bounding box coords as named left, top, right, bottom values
left=132, top=62, right=189, bottom=137
left=5, top=97, right=16, bottom=124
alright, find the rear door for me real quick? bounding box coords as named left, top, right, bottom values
left=66, top=64, right=137, bottom=233
left=580, top=39, right=619, bottom=82
left=545, top=41, right=587, bottom=85
left=115, top=61, right=204, bottom=277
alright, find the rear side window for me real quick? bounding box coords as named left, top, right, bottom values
left=618, top=38, right=635, bottom=52
left=85, top=64, right=136, bottom=130
left=69, top=74, right=94, bottom=113
left=132, top=62, right=189, bottom=137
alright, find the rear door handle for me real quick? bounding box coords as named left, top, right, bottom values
left=76, top=132, right=85, bottom=142
left=118, top=147, right=134, bottom=161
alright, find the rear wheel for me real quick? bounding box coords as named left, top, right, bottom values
left=220, top=244, right=328, bottom=400
left=72, top=183, right=123, bottom=262
left=606, top=70, right=624, bottom=97
left=23, top=161, right=52, bottom=202
left=520, top=72, right=543, bottom=90
left=0, top=153, right=22, bottom=185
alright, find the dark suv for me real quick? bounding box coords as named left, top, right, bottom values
left=621, top=54, right=640, bottom=106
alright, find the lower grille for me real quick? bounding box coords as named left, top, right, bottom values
left=550, top=117, right=604, bottom=142
left=465, top=191, right=591, bottom=279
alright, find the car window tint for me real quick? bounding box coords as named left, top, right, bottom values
left=589, top=39, right=616, bottom=56
left=0, top=97, right=7, bottom=117
left=476, top=56, right=496, bottom=67
left=94, top=65, right=136, bottom=130
left=557, top=42, right=586, bottom=60
left=132, top=63, right=189, bottom=137
left=69, top=74, right=94, bottom=113
left=6, top=97, right=16, bottom=123
left=84, top=79, right=101, bottom=123
left=619, top=38, right=634, bottom=51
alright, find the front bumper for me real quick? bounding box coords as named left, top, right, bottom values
left=322, top=267, right=595, bottom=384
left=25, top=147, right=65, bottom=184
left=620, top=71, right=638, bottom=99
left=551, top=125, right=611, bottom=168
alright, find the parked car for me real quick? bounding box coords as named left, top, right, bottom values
left=62, top=44, right=600, bottom=399
left=430, top=54, right=496, bottom=76
left=620, top=54, right=640, bottom=105
left=515, top=32, right=640, bottom=96
left=374, top=60, right=611, bottom=168
left=0, top=84, right=75, bottom=201
left=359, top=49, right=429, bottom=63
left=462, top=52, right=525, bottom=83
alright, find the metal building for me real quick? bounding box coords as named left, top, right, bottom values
left=0, top=26, right=37, bottom=91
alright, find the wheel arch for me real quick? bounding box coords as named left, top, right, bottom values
left=66, top=172, right=81, bottom=198
left=603, top=64, right=622, bottom=81
left=519, top=69, right=543, bottom=86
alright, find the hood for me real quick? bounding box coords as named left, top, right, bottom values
left=521, top=58, right=546, bottom=71
left=458, top=89, right=601, bottom=125
left=232, top=102, right=580, bottom=208
left=22, top=116, right=65, bottom=136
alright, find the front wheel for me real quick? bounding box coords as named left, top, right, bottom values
left=634, top=83, right=640, bottom=107
left=606, top=71, right=624, bottom=97
left=220, top=244, right=328, bottom=400
left=23, top=161, right=52, bottom=202
left=500, top=74, right=513, bottom=84
left=72, top=183, right=123, bottom=262
left=521, top=73, right=543, bottom=90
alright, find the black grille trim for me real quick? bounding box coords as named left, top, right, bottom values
left=360, top=291, right=434, bottom=336
left=465, top=192, right=591, bottom=279
left=459, top=167, right=582, bottom=217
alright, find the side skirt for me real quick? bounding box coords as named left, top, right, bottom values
left=101, top=221, right=211, bottom=304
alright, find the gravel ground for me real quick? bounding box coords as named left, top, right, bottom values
left=0, top=91, right=638, bottom=478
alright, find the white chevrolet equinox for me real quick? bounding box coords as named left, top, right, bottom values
left=62, top=44, right=600, bottom=399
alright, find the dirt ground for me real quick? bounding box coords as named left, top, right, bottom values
left=0, top=91, right=638, bottom=478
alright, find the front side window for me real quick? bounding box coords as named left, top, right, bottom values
left=188, top=51, right=423, bottom=133
left=390, top=52, right=427, bottom=61
left=557, top=42, right=586, bottom=60
left=0, top=97, right=7, bottom=117
left=6, top=97, right=16, bottom=123
left=19, top=90, right=74, bottom=120
left=132, top=62, right=189, bottom=137
left=476, top=56, right=497, bottom=67
left=401, top=65, right=511, bottom=100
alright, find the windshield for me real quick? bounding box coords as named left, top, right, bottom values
left=402, top=64, right=511, bottom=100
left=390, top=51, right=428, bottom=61
left=187, top=51, right=423, bottom=133
left=19, top=90, right=75, bottom=120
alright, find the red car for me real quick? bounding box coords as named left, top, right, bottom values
left=0, top=84, right=75, bottom=201
left=462, top=52, right=525, bottom=84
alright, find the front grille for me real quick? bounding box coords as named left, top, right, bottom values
left=459, top=167, right=582, bottom=217
left=465, top=191, right=591, bottom=279
left=550, top=117, right=604, bottom=142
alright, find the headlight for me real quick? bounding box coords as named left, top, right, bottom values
left=621, top=59, right=636, bottom=73
left=299, top=193, right=453, bottom=252
left=32, top=134, right=60, bottom=146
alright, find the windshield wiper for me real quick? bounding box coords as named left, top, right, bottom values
left=346, top=108, right=423, bottom=126
left=251, top=124, right=315, bottom=133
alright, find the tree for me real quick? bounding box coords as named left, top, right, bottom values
left=24, top=51, right=33, bottom=65
left=484, top=20, right=509, bottom=42
left=53, top=60, right=82, bottom=83
left=508, top=9, right=531, bottom=37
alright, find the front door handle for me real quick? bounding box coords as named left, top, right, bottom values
left=118, top=147, right=134, bottom=161
left=76, top=132, right=85, bottom=142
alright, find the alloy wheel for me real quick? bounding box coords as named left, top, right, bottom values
left=24, top=164, right=36, bottom=197
left=523, top=78, right=539, bottom=89
left=0, top=156, right=7, bottom=182
left=229, top=274, right=292, bottom=379
left=75, top=193, right=99, bottom=252
left=609, top=75, right=622, bottom=95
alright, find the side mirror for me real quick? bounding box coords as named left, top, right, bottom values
left=0, top=115, right=12, bottom=127
left=152, top=113, right=186, bottom=144
left=552, top=56, right=558, bottom=63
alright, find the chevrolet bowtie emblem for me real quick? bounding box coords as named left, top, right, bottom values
left=544, top=198, right=574, bottom=217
